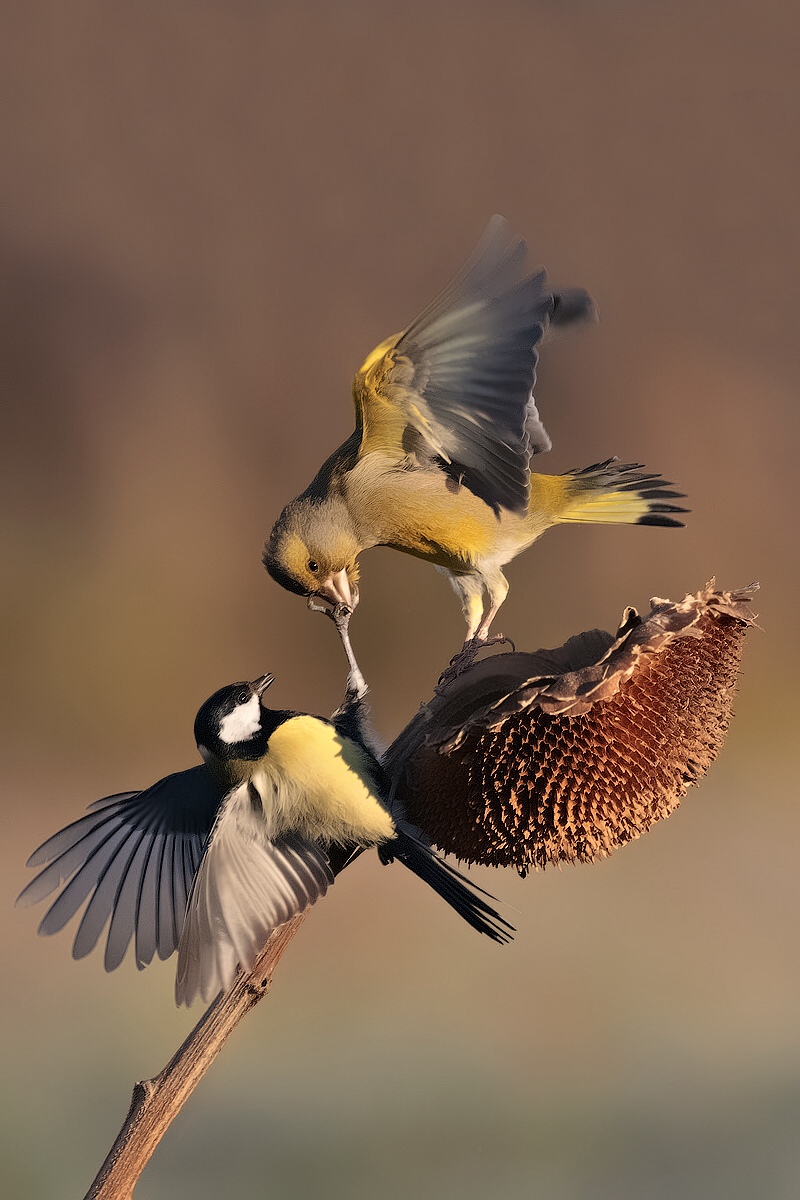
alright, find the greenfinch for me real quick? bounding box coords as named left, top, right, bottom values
left=264, top=217, right=685, bottom=642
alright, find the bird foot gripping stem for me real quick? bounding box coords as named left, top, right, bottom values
left=308, top=596, right=368, bottom=706
left=435, top=633, right=515, bottom=693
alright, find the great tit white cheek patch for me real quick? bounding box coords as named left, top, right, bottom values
left=219, top=695, right=262, bottom=744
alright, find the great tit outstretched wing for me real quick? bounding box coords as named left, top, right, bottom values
left=175, top=782, right=334, bottom=1006
left=17, top=765, right=222, bottom=972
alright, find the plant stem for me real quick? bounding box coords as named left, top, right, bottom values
left=83, top=913, right=307, bottom=1200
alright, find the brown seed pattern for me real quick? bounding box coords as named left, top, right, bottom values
left=390, top=587, right=754, bottom=876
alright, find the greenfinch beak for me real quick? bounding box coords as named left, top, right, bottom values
left=317, top=568, right=354, bottom=609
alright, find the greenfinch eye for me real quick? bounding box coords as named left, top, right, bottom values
left=308, top=559, right=319, bottom=573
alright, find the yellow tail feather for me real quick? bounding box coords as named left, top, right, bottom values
left=539, top=458, right=688, bottom=528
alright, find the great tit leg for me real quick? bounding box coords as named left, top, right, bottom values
left=309, top=595, right=368, bottom=705
left=332, top=602, right=368, bottom=705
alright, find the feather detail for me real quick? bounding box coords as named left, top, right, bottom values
left=175, top=782, right=332, bottom=1006
left=352, top=216, right=566, bottom=514
left=553, top=459, right=688, bottom=527
left=16, top=767, right=222, bottom=970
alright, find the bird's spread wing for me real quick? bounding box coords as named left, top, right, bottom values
left=16, top=766, right=223, bottom=973
left=175, top=782, right=333, bottom=1006
left=352, top=216, right=558, bottom=514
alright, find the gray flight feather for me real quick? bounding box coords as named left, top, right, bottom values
left=393, top=215, right=556, bottom=514
left=175, top=782, right=334, bottom=1007
left=16, top=766, right=222, bottom=970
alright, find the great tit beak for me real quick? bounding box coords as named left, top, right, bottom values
left=317, top=568, right=354, bottom=609
left=251, top=672, right=274, bottom=697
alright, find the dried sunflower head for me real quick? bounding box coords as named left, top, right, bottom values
left=384, top=583, right=757, bottom=876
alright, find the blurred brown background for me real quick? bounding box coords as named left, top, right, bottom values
left=2, top=3, right=799, bottom=1197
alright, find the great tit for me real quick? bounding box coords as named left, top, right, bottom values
left=264, top=216, right=686, bottom=643
left=17, top=673, right=511, bottom=1006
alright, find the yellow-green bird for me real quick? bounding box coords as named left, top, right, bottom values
left=264, top=216, right=686, bottom=643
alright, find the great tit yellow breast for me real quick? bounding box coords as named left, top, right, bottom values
left=251, top=715, right=396, bottom=847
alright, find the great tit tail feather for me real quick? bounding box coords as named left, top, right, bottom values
left=378, top=830, right=514, bottom=944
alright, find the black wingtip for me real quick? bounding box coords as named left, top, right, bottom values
left=552, top=286, right=599, bottom=328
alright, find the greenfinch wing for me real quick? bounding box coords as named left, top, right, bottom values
left=352, top=216, right=557, bottom=514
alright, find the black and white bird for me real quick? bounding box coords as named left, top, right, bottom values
left=17, top=672, right=511, bottom=1006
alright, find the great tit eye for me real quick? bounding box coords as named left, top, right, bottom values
left=236, top=689, right=250, bottom=705
left=308, top=559, right=319, bottom=573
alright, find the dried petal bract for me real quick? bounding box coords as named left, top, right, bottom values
left=386, top=584, right=757, bottom=875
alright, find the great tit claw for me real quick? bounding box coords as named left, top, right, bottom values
left=309, top=596, right=367, bottom=702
